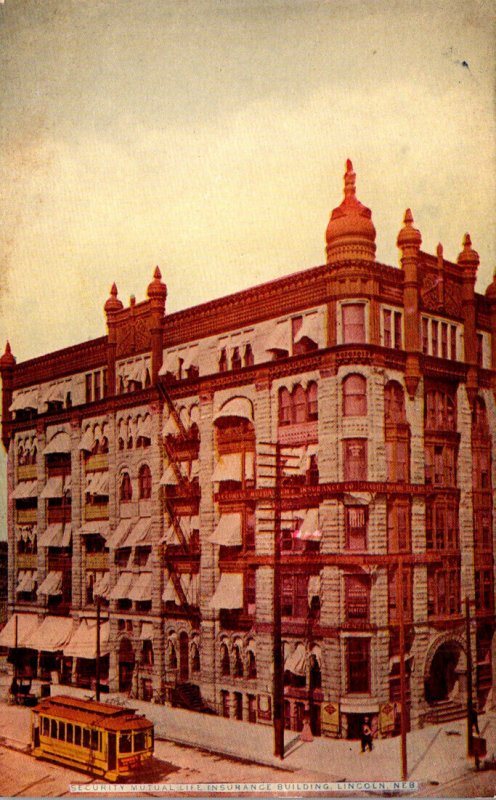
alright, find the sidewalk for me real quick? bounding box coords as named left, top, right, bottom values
left=1, top=673, right=495, bottom=787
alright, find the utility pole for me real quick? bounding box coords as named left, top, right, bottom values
left=95, top=596, right=101, bottom=702
left=465, top=596, right=476, bottom=758
left=273, top=440, right=284, bottom=759
left=398, top=557, right=407, bottom=780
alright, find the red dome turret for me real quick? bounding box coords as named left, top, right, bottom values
left=147, top=266, right=167, bottom=301
left=0, top=341, right=15, bottom=369
left=457, top=233, right=479, bottom=276
left=325, top=160, right=376, bottom=264
left=104, top=283, right=124, bottom=314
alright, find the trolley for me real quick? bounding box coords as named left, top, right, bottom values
left=31, top=695, right=154, bottom=781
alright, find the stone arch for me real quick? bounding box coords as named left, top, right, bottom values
left=423, top=633, right=467, bottom=705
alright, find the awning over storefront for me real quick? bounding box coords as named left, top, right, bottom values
left=293, top=508, right=321, bottom=541
left=16, top=570, right=37, bottom=593
left=29, top=615, right=73, bottom=652
left=37, top=571, right=63, bottom=597
left=109, top=571, right=133, bottom=600
left=209, top=513, right=242, bottom=546
left=11, top=480, right=37, bottom=499
left=38, top=524, right=71, bottom=548
left=265, top=321, right=291, bottom=354
left=214, top=397, right=254, bottom=423
left=0, top=613, right=39, bottom=648
left=210, top=573, right=243, bottom=609
left=9, top=389, right=39, bottom=412
left=128, top=572, right=152, bottom=602
left=43, top=432, right=71, bottom=455
left=294, top=314, right=320, bottom=346
left=284, top=642, right=306, bottom=676
left=64, top=619, right=110, bottom=659
left=85, top=472, right=109, bottom=496
left=107, top=519, right=133, bottom=549
left=40, top=474, right=71, bottom=499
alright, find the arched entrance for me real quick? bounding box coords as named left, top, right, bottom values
left=118, top=637, right=135, bottom=693
left=179, top=631, right=189, bottom=682
left=425, top=639, right=466, bottom=705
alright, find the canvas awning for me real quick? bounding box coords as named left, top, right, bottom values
left=109, top=571, right=133, bottom=600
left=210, top=573, right=243, bottom=609
left=79, top=427, right=95, bottom=452
left=160, top=464, right=180, bottom=485
left=121, top=360, right=149, bottom=384
left=212, top=453, right=242, bottom=482
left=285, top=642, right=306, bottom=676
left=214, top=397, right=254, bottom=423
left=64, top=620, right=110, bottom=659
left=38, top=524, right=71, bottom=548
left=16, top=570, right=37, bottom=593
left=107, top=519, right=133, bottom=549
left=85, top=472, right=109, bottom=496
left=9, top=389, right=39, bottom=412
left=293, top=508, right=321, bottom=541
left=210, top=513, right=242, bottom=546
left=37, top=571, right=63, bottom=597
left=265, top=322, right=291, bottom=353
left=80, top=521, right=110, bottom=539
left=11, top=480, right=37, bottom=499
left=29, top=615, right=73, bottom=652
left=181, top=346, right=199, bottom=372
left=162, top=414, right=180, bottom=437
left=294, top=314, right=320, bottom=346
left=42, top=383, right=69, bottom=405
left=128, top=572, right=152, bottom=602
left=162, top=577, right=178, bottom=603
left=93, top=572, right=110, bottom=600
left=159, top=351, right=178, bottom=376
left=136, top=415, right=152, bottom=440
left=43, top=432, right=71, bottom=455
left=308, top=574, right=321, bottom=605
left=0, top=613, right=40, bottom=648
left=40, top=475, right=71, bottom=498
left=140, top=621, right=154, bottom=640
left=122, top=517, right=152, bottom=548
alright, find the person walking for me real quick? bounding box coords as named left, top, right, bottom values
left=361, top=717, right=373, bottom=752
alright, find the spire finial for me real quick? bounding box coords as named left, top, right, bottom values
left=153, top=266, right=162, bottom=280
left=457, top=232, right=479, bottom=272
left=104, top=282, right=123, bottom=314
left=0, top=340, right=16, bottom=368
left=344, top=158, right=356, bottom=199
left=397, top=208, right=422, bottom=251
left=111, top=282, right=118, bottom=297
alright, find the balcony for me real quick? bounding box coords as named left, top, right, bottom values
left=277, top=421, right=318, bottom=446
left=86, top=553, right=109, bottom=570
left=17, top=464, right=37, bottom=480
left=84, top=504, right=109, bottom=521
left=84, top=453, right=109, bottom=471
left=16, top=508, right=37, bottom=524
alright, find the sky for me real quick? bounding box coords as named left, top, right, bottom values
left=0, top=0, right=495, bottom=538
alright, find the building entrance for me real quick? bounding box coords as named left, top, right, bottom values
left=425, top=641, right=464, bottom=704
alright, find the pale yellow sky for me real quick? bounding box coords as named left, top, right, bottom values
left=0, top=0, right=495, bottom=533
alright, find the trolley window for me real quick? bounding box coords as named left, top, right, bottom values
left=58, top=721, right=65, bottom=741
left=120, top=732, right=132, bottom=753
left=41, top=717, right=49, bottom=736
left=75, top=725, right=81, bottom=746
left=91, top=729, right=99, bottom=751
left=67, top=723, right=74, bottom=744
left=134, top=731, right=145, bottom=752
left=50, top=719, right=57, bottom=739
left=83, top=728, right=91, bottom=749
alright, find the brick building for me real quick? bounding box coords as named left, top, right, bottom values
left=1, top=161, right=495, bottom=738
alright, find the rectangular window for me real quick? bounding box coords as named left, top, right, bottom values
left=342, top=303, right=366, bottom=344
left=343, top=439, right=367, bottom=481
left=67, top=723, right=73, bottom=744
left=94, top=371, right=101, bottom=402
left=388, top=567, right=412, bottom=622
left=394, top=311, right=402, bottom=349
left=58, top=721, right=65, bottom=741
left=42, top=717, right=49, bottom=736
left=347, top=638, right=370, bottom=693
left=387, top=501, right=410, bottom=552
left=450, top=325, right=457, bottom=360
left=83, top=728, right=90, bottom=749
left=281, top=574, right=308, bottom=618
left=51, top=719, right=57, bottom=738
left=102, top=368, right=108, bottom=398
left=477, top=333, right=484, bottom=367
left=345, top=506, right=367, bottom=550
left=431, top=320, right=438, bottom=357
left=383, top=309, right=392, bottom=348
left=422, top=318, right=429, bottom=354
left=85, top=373, right=92, bottom=404
left=91, top=729, right=99, bottom=750
left=75, top=726, right=81, bottom=746
left=345, top=575, right=370, bottom=622
left=441, top=323, right=448, bottom=359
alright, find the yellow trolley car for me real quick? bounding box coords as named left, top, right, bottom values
left=31, top=695, right=154, bottom=781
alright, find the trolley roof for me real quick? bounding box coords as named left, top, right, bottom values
left=34, top=695, right=153, bottom=731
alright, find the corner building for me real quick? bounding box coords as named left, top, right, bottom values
left=1, top=161, right=496, bottom=739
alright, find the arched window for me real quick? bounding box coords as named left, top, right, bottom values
left=17, top=444, right=25, bottom=466
left=293, top=385, right=307, bottom=424
left=244, top=343, right=254, bottom=367
left=139, top=464, right=152, bottom=500
left=247, top=650, right=257, bottom=679
left=278, top=388, right=291, bottom=425
left=169, top=643, right=177, bottom=670
left=118, top=437, right=125, bottom=451
left=191, top=643, right=201, bottom=673
left=343, top=374, right=367, bottom=416
left=100, top=436, right=109, bottom=454
left=233, top=644, right=244, bottom=678
left=307, top=382, right=318, bottom=421
left=384, top=381, right=406, bottom=423
left=31, top=445, right=37, bottom=465
left=142, top=639, right=154, bottom=667
left=120, top=472, right=132, bottom=503
left=219, top=348, right=228, bottom=373
left=220, top=643, right=230, bottom=676
left=231, top=347, right=241, bottom=371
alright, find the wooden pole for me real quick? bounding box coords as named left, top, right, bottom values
left=273, top=441, right=284, bottom=759
left=465, top=596, right=474, bottom=758
left=398, top=557, right=408, bottom=780
left=96, top=597, right=101, bottom=702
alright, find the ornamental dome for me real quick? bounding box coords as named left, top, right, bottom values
left=325, top=159, right=376, bottom=264
left=0, top=341, right=15, bottom=369
left=147, top=266, right=167, bottom=301
left=397, top=208, right=422, bottom=251
left=457, top=233, right=479, bottom=274
left=104, top=283, right=124, bottom=314
left=485, top=268, right=496, bottom=301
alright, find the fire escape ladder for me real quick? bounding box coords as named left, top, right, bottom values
left=157, top=381, right=188, bottom=437
left=164, top=501, right=189, bottom=553
left=166, top=562, right=189, bottom=607
left=163, top=439, right=186, bottom=484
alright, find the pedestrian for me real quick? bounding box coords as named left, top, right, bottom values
left=300, top=716, right=313, bottom=743
left=361, top=716, right=373, bottom=752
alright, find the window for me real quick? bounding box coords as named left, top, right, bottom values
left=192, top=644, right=201, bottom=673
left=220, top=643, right=230, bottom=676
left=424, top=443, right=456, bottom=486
left=293, top=385, right=307, bottom=424
left=384, top=381, right=406, bottom=423
left=233, top=645, right=243, bottom=678
left=278, top=388, right=291, bottom=425
left=94, top=371, right=101, bottom=402
left=422, top=318, right=429, bottom=354
left=474, top=510, right=492, bottom=550
left=343, top=439, right=367, bottom=481
left=219, top=348, right=228, bottom=372
left=75, top=726, right=81, bottom=746
left=120, top=733, right=132, bottom=753
left=342, top=303, right=366, bottom=344
left=281, top=574, right=308, bottom=618
left=387, top=500, right=410, bottom=552
left=428, top=564, right=460, bottom=616
left=231, top=347, right=242, bottom=371
left=139, top=464, right=152, bottom=500
left=245, top=569, right=256, bottom=613
left=475, top=570, right=493, bottom=612
left=450, top=326, right=457, bottom=360
left=383, top=309, right=392, bottom=348
left=388, top=567, right=413, bottom=622
left=102, top=368, right=108, bottom=398
left=85, top=374, right=92, bottom=404
left=343, top=374, right=367, bottom=416
left=441, top=323, right=448, bottom=359
left=386, top=439, right=409, bottom=482
left=278, top=383, right=318, bottom=425
left=347, top=638, right=370, bottom=693
left=120, top=472, right=132, bottom=502
left=67, top=723, right=74, bottom=743
left=41, top=716, right=49, bottom=736
left=477, top=333, right=484, bottom=367
left=431, top=320, right=438, bottom=357
left=307, top=382, right=318, bottom=420
left=425, top=499, right=458, bottom=550
left=244, top=343, right=254, bottom=367
left=394, top=312, right=402, bottom=349
left=345, top=506, right=367, bottom=550
left=83, top=728, right=90, bottom=749
left=424, top=388, right=456, bottom=431
left=247, top=650, right=257, bottom=679
left=345, top=575, right=370, bottom=622
left=383, top=309, right=402, bottom=349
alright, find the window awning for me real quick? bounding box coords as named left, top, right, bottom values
left=109, top=571, right=133, bottom=600
left=210, top=573, right=243, bottom=609
left=181, top=346, right=199, bottom=371
left=136, top=415, right=152, bottom=440
left=121, top=360, right=149, bottom=384
left=162, top=414, right=180, bottom=437
left=129, top=572, right=152, bottom=602
left=0, top=613, right=40, bottom=648
left=11, top=480, right=37, bottom=499
left=64, top=620, right=110, bottom=659
left=293, top=508, right=321, bottom=541
left=40, top=475, right=71, bottom=499
left=16, top=570, right=37, bottom=593
left=210, top=513, right=242, bottom=546
left=37, top=571, right=63, bottom=597
left=38, top=524, right=71, bottom=548
left=163, top=572, right=199, bottom=606
left=285, top=642, right=306, bottom=675
left=265, top=322, right=291, bottom=353
left=162, top=577, right=178, bottom=603
left=42, top=383, right=69, bottom=405
left=9, top=389, right=39, bottom=412
left=85, top=472, right=109, bottom=496
left=79, top=427, right=95, bottom=452
left=140, top=621, right=154, bottom=640
left=294, top=314, right=320, bottom=346
left=29, top=615, right=73, bottom=652
left=43, top=432, right=71, bottom=455
left=122, top=517, right=152, bottom=547
left=80, top=521, right=110, bottom=539
left=160, top=464, right=179, bottom=485
left=214, top=397, right=254, bottom=423
left=159, top=351, right=178, bottom=376
left=190, top=405, right=200, bottom=426
left=93, top=572, right=110, bottom=599
left=107, top=519, right=133, bottom=549
left=212, top=453, right=241, bottom=483
left=308, top=574, right=321, bottom=604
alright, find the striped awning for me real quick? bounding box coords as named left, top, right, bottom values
left=43, top=432, right=71, bottom=455
left=210, top=573, right=243, bottom=609
left=11, top=480, right=37, bottom=499
left=37, top=571, right=63, bottom=597
left=64, top=620, right=110, bottom=659
left=28, top=615, right=73, bottom=652
left=0, top=613, right=40, bottom=648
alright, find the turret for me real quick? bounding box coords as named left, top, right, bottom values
left=0, top=341, right=16, bottom=450
left=397, top=209, right=422, bottom=399
left=104, top=283, right=124, bottom=396
left=485, top=268, right=496, bottom=401
left=147, top=267, right=167, bottom=383
left=325, top=160, right=376, bottom=264
left=457, top=234, right=480, bottom=408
